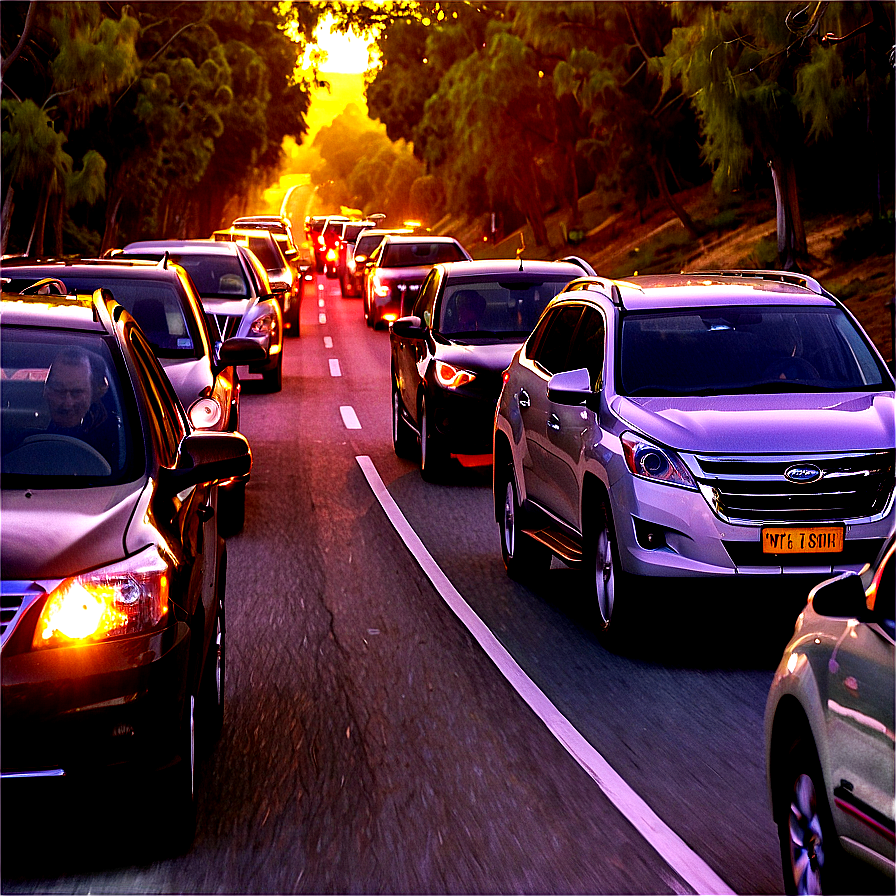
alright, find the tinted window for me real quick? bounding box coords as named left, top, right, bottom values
left=568, top=307, right=605, bottom=389
left=528, top=304, right=584, bottom=374
left=620, top=306, right=892, bottom=396
left=438, top=277, right=572, bottom=336
left=354, top=234, right=386, bottom=258
left=412, top=270, right=440, bottom=325
left=245, top=236, right=281, bottom=270
left=1, top=330, right=142, bottom=485
left=149, top=253, right=248, bottom=299
left=46, top=273, right=200, bottom=359
left=382, top=242, right=466, bottom=267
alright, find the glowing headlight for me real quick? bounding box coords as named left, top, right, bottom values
left=34, top=546, right=170, bottom=649
left=434, top=361, right=476, bottom=390
left=374, top=282, right=391, bottom=298
left=249, top=314, right=275, bottom=336
left=621, top=432, right=696, bottom=489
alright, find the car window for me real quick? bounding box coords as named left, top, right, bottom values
left=51, top=274, right=200, bottom=360
left=166, top=254, right=248, bottom=298
left=412, top=270, right=440, bottom=325
left=527, top=304, right=584, bottom=375
left=1, top=330, right=141, bottom=485
left=567, top=307, right=606, bottom=389
left=245, top=236, right=281, bottom=270
left=354, top=234, right=386, bottom=259
left=128, top=328, right=187, bottom=465
left=619, top=305, right=892, bottom=396
left=438, top=278, right=571, bottom=336
left=382, top=242, right=466, bottom=267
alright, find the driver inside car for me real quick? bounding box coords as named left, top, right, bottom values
left=44, top=347, right=120, bottom=465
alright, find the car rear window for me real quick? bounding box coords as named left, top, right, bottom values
left=620, top=305, right=892, bottom=396
left=439, top=278, right=572, bottom=336
left=168, top=254, right=248, bottom=299
left=1, top=330, right=143, bottom=486
left=382, top=242, right=466, bottom=267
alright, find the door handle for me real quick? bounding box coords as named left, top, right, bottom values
left=518, top=389, right=531, bottom=409
left=547, top=414, right=560, bottom=431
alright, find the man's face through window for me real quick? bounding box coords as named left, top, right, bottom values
left=45, top=359, right=93, bottom=428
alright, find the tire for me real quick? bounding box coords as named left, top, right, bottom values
left=392, top=384, right=417, bottom=459
left=419, top=395, right=448, bottom=482
left=583, top=499, right=629, bottom=643
left=499, top=466, right=551, bottom=581
left=198, top=585, right=225, bottom=750
left=261, top=353, right=282, bottom=393
left=286, top=296, right=300, bottom=337
left=160, top=694, right=197, bottom=856
left=776, top=735, right=846, bottom=895
left=218, top=480, right=245, bottom=538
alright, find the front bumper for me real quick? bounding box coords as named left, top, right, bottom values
left=2, top=621, right=191, bottom=779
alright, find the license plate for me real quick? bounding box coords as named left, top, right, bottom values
left=762, top=527, right=844, bottom=554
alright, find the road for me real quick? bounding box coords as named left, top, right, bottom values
left=2, top=272, right=801, bottom=895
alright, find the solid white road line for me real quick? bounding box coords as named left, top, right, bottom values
left=329, top=359, right=342, bottom=377
left=340, top=406, right=361, bottom=430
left=355, top=454, right=734, bottom=896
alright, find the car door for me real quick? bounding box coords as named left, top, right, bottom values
left=516, top=303, right=583, bottom=513
left=825, top=552, right=895, bottom=856
left=395, top=270, right=440, bottom=427
left=543, top=307, right=606, bottom=528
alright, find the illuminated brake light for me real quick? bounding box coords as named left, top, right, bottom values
left=434, top=361, right=476, bottom=389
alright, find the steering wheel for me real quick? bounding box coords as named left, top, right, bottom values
left=3, top=433, right=112, bottom=476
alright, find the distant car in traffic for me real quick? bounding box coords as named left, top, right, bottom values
left=334, top=220, right=376, bottom=295
left=364, top=235, right=471, bottom=329
left=0, top=287, right=251, bottom=853
left=765, top=534, right=894, bottom=895
left=118, top=240, right=286, bottom=392
left=213, top=227, right=301, bottom=337
left=309, top=214, right=349, bottom=273
left=343, top=227, right=412, bottom=299
left=0, top=257, right=263, bottom=534
left=390, top=258, right=591, bottom=480
left=493, top=270, right=895, bottom=642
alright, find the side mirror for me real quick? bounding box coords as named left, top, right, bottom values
left=391, top=315, right=425, bottom=339
left=547, top=367, right=593, bottom=405
left=809, top=572, right=871, bottom=621
left=219, top=336, right=267, bottom=366
left=159, top=431, right=251, bottom=492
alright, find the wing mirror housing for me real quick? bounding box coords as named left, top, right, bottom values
left=218, top=336, right=267, bottom=366
left=547, top=367, right=593, bottom=405
left=159, top=431, right=251, bottom=492
left=809, top=572, right=873, bottom=621
left=391, top=315, right=425, bottom=339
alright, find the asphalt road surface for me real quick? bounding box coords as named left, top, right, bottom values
left=2, top=272, right=810, bottom=895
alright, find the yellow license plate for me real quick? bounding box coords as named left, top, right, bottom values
left=762, top=527, right=844, bottom=554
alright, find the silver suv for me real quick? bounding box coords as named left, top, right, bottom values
left=493, top=271, right=895, bottom=641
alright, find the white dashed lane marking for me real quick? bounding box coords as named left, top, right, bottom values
left=340, top=406, right=361, bottom=430
left=329, top=359, right=342, bottom=377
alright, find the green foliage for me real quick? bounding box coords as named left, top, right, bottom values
left=2, top=99, right=71, bottom=186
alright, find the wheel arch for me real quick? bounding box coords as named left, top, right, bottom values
left=493, top=430, right=514, bottom=522
left=767, top=696, right=816, bottom=821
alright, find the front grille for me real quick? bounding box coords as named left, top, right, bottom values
left=1, top=582, right=47, bottom=647
left=213, top=314, right=240, bottom=339
left=690, top=450, right=894, bottom=523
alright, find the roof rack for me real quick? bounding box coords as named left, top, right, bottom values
left=558, top=255, right=596, bottom=276
left=564, top=276, right=628, bottom=307
left=688, top=269, right=827, bottom=296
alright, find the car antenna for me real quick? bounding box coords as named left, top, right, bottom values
left=160, top=251, right=169, bottom=270
left=516, top=233, right=526, bottom=271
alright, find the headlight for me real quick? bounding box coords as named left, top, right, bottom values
left=249, top=313, right=275, bottom=336
left=374, top=282, right=391, bottom=298
left=621, top=432, right=696, bottom=489
left=33, top=546, right=170, bottom=649
left=434, top=361, right=476, bottom=390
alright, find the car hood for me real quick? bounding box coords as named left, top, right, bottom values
left=160, top=357, right=213, bottom=409
left=611, top=392, right=895, bottom=453
left=437, top=340, right=523, bottom=375
left=1, top=481, right=148, bottom=580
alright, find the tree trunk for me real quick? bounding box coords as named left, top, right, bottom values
left=52, top=190, right=65, bottom=256
left=2, top=186, right=14, bottom=254
left=768, top=155, right=808, bottom=271
left=651, top=150, right=704, bottom=240
left=28, top=180, right=51, bottom=257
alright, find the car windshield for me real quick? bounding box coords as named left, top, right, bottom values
left=45, top=275, right=199, bottom=360
left=1, top=330, right=142, bottom=486
left=439, top=279, right=571, bottom=336
left=382, top=242, right=466, bottom=267
left=620, top=305, right=892, bottom=396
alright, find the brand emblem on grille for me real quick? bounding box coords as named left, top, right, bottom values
left=784, top=464, right=822, bottom=483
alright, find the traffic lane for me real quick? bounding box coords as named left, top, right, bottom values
left=315, top=274, right=782, bottom=892
left=205, top=321, right=683, bottom=893
left=383, top=461, right=792, bottom=895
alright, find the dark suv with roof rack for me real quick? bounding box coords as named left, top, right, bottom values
left=494, top=270, right=895, bottom=643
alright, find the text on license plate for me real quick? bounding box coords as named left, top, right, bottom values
left=762, top=527, right=844, bottom=554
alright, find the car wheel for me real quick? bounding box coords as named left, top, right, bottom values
left=420, top=395, right=448, bottom=482
left=261, top=353, right=283, bottom=393
left=161, top=694, right=198, bottom=855
left=286, top=297, right=300, bottom=337
left=218, top=480, right=245, bottom=538
left=776, top=735, right=845, bottom=895
left=198, top=586, right=225, bottom=750
left=392, top=384, right=417, bottom=459
left=499, top=466, right=551, bottom=581
left=584, top=500, right=628, bottom=642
